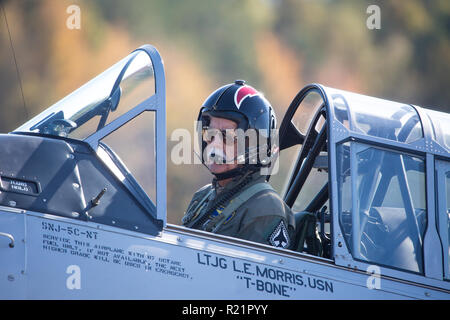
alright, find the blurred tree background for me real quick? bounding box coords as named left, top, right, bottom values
left=0, top=0, right=449, bottom=224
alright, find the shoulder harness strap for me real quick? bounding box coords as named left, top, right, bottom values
left=204, top=182, right=274, bottom=233
left=182, top=187, right=214, bottom=227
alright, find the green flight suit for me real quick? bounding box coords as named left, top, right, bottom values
left=182, top=170, right=295, bottom=249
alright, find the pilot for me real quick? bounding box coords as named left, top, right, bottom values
left=182, top=80, right=295, bottom=249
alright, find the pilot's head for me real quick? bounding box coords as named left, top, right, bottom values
left=197, top=80, right=277, bottom=183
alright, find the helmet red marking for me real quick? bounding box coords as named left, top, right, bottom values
left=234, top=86, right=259, bottom=109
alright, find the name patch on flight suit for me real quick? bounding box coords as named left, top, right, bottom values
left=268, top=220, right=290, bottom=249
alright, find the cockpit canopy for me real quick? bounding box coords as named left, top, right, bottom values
left=286, top=85, right=450, bottom=153
left=279, top=84, right=449, bottom=277
left=15, top=50, right=155, bottom=141
left=11, top=45, right=166, bottom=229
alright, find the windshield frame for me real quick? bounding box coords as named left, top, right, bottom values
left=13, top=44, right=167, bottom=227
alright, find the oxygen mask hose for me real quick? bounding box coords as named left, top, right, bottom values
left=190, top=170, right=256, bottom=230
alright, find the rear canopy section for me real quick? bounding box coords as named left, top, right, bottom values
left=2, top=44, right=166, bottom=234
left=278, top=83, right=449, bottom=282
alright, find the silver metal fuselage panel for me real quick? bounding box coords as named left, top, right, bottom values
left=1, top=207, right=447, bottom=299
